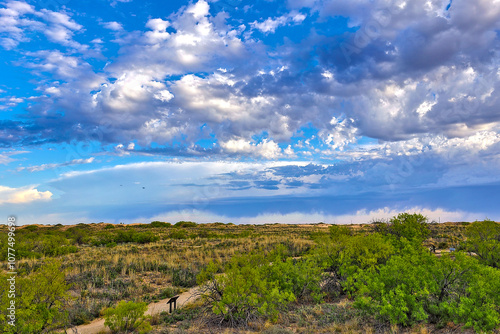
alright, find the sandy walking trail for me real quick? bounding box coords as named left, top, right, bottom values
left=68, top=287, right=200, bottom=334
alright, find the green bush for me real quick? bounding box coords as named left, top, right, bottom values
left=91, top=230, right=159, bottom=246
left=132, top=231, right=159, bottom=244
left=103, top=300, right=152, bottom=334
left=0, top=233, right=78, bottom=260
left=162, top=305, right=200, bottom=325
left=354, top=243, right=434, bottom=326
left=150, top=221, right=171, bottom=228
left=265, top=246, right=324, bottom=303
left=197, top=247, right=326, bottom=326
left=313, top=232, right=394, bottom=297
left=329, top=224, right=352, bottom=239
left=385, top=213, right=430, bottom=244
left=354, top=241, right=500, bottom=331
left=23, top=225, right=38, bottom=232
left=197, top=256, right=295, bottom=325
left=465, top=219, right=500, bottom=268
left=0, top=259, right=71, bottom=333
left=172, top=268, right=197, bottom=287
left=174, top=221, right=197, bottom=228
left=168, top=229, right=188, bottom=239
left=158, top=287, right=181, bottom=299
left=66, top=226, right=90, bottom=244
left=437, top=241, right=448, bottom=249
left=196, top=230, right=217, bottom=238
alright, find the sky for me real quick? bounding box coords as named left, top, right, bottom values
left=0, top=0, right=499, bottom=225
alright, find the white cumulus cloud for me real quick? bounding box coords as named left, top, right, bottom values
left=0, top=185, right=52, bottom=204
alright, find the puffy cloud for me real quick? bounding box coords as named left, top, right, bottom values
left=321, top=116, right=359, bottom=150
left=24, top=50, right=97, bottom=81
left=0, top=185, right=52, bottom=204
left=220, top=138, right=282, bottom=159
left=102, top=21, right=123, bottom=31
left=146, top=18, right=170, bottom=31
left=340, top=65, right=500, bottom=141
left=0, top=96, right=23, bottom=110
left=0, top=1, right=84, bottom=50
left=1, top=0, right=499, bottom=169
left=0, top=0, right=37, bottom=49
left=251, top=11, right=306, bottom=34
left=186, top=0, right=210, bottom=20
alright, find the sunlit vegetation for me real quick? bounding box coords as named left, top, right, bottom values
left=0, top=216, right=499, bottom=333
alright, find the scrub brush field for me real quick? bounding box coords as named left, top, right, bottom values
left=1, top=215, right=499, bottom=334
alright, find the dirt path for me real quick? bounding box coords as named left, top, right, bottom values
left=68, top=286, right=200, bottom=334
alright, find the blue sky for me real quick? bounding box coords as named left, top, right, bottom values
left=1, top=0, right=499, bottom=224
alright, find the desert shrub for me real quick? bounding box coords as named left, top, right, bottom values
left=197, top=247, right=326, bottom=326
left=91, top=230, right=159, bottom=246
left=354, top=243, right=435, bottom=326
left=313, top=232, right=394, bottom=298
left=158, top=286, right=181, bottom=299
left=437, top=241, right=448, bottom=249
left=383, top=213, right=430, bottom=245
left=32, top=234, right=78, bottom=257
left=446, top=263, right=500, bottom=331
left=66, top=226, right=91, bottom=244
left=168, top=229, right=188, bottom=239
left=265, top=246, right=324, bottom=303
left=197, top=256, right=295, bottom=325
left=354, top=241, right=500, bottom=331
left=0, top=233, right=78, bottom=260
left=131, top=224, right=149, bottom=229
left=174, top=221, right=197, bottom=228
left=132, top=231, right=159, bottom=244
left=329, top=224, right=352, bottom=239
left=172, top=268, right=197, bottom=287
left=68, top=298, right=110, bottom=326
left=150, top=221, right=171, bottom=228
left=465, top=219, right=500, bottom=268
left=196, top=230, right=217, bottom=238
left=0, top=259, right=71, bottom=333
left=23, top=225, right=38, bottom=232
left=162, top=304, right=201, bottom=325
left=103, top=300, right=152, bottom=334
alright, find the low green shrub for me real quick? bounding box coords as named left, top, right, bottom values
left=354, top=242, right=500, bottom=331
left=174, top=221, right=197, bottom=228
left=103, top=300, right=152, bottom=334
left=0, top=259, right=71, bottom=333
left=197, top=247, right=326, bottom=326
left=158, top=286, right=181, bottom=299
left=172, top=268, right=197, bottom=287
left=168, top=229, right=188, bottom=239
left=150, top=221, right=171, bottom=228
